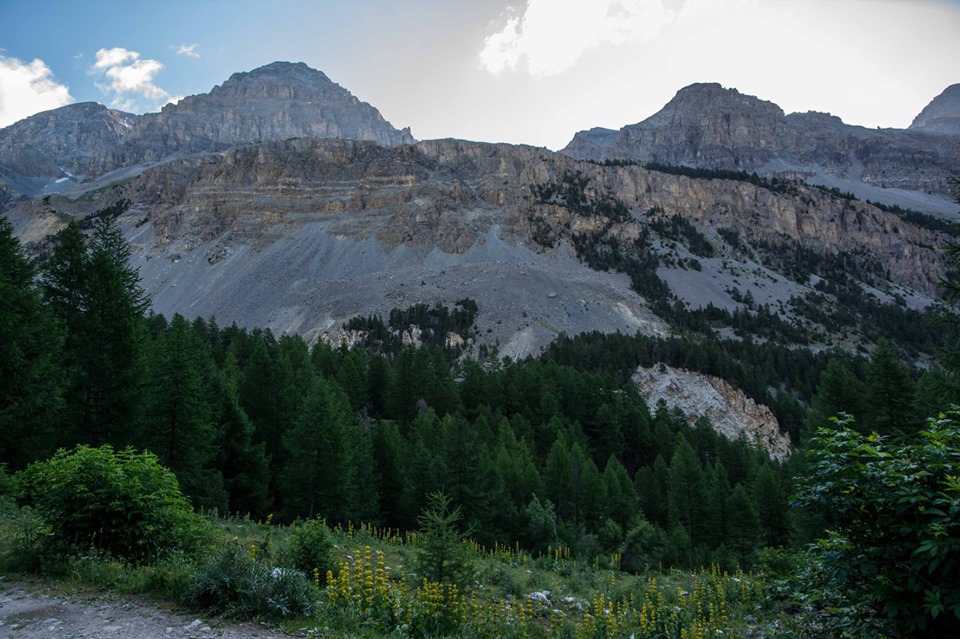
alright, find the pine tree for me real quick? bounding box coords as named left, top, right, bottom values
left=667, top=438, right=707, bottom=570
left=43, top=215, right=148, bottom=446
left=806, top=358, right=866, bottom=433
left=282, top=373, right=356, bottom=520
left=864, top=339, right=917, bottom=435
left=0, top=218, right=64, bottom=468
left=214, top=350, right=271, bottom=517
left=726, top=484, right=760, bottom=558
left=753, top=464, right=790, bottom=547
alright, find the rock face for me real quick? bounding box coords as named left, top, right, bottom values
left=632, top=364, right=791, bottom=462
left=562, top=83, right=960, bottom=200
left=0, top=102, right=134, bottom=193
left=910, top=84, right=960, bottom=135
left=0, top=62, right=414, bottom=200
left=8, top=137, right=948, bottom=357
left=110, top=62, right=414, bottom=167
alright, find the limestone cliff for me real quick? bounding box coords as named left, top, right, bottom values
left=109, top=62, right=414, bottom=168
left=632, top=364, right=791, bottom=462
left=0, top=102, right=134, bottom=196
left=910, top=84, right=960, bottom=135
left=562, top=83, right=960, bottom=200
left=11, top=138, right=948, bottom=356
left=0, top=62, right=414, bottom=199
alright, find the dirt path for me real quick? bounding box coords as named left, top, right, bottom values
left=0, top=580, right=295, bottom=639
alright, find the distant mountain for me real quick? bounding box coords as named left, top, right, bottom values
left=910, top=84, right=960, bottom=135
left=2, top=67, right=955, bottom=368
left=109, top=61, right=414, bottom=167
left=0, top=61, right=414, bottom=200
left=562, top=83, right=960, bottom=210
left=0, top=102, right=134, bottom=194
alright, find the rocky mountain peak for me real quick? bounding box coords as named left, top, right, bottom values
left=910, top=83, right=960, bottom=134
left=119, top=61, right=415, bottom=162
left=210, top=61, right=339, bottom=101
left=562, top=81, right=960, bottom=204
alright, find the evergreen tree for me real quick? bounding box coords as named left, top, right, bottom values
left=282, top=373, right=355, bottom=520
left=806, top=358, right=866, bottom=433
left=543, top=433, right=574, bottom=523
left=0, top=218, right=64, bottom=468
left=44, top=216, right=148, bottom=446
left=416, top=491, right=474, bottom=587
left=140, top=314, right=221, bottom=508
left=726, top=484, right=760, bottom=558
left=752, top=464, right=790, bottom=547
left=371, top=420, right=406, bottom=528
left=667, top=438, right=707, bottom=569
left=864, top=339, right=916, bottom=435
left=214, top=350, right=271, bottom=517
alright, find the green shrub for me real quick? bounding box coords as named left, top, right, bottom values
left=794, top=412, right=960, bottom=637
left=284, top=518, right=333, bottom=579
left=182, top=542, right=315, bottom=619
left=18, top=445, right=210, bottom=563
left=0, top=506, right=51, bottom=574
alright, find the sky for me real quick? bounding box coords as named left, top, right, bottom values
left=0, top=0, right=958, bottom=150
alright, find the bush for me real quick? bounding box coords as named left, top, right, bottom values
left=182, top=542, right=315, bottom=620
left=794, top=412, right=960, bottom=637
left=284, top=518, right=333, bottom=579
left=18, top=445, right=210, bottom=563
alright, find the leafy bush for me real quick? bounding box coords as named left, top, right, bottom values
left=17, top=445, right=210, bottom=563
left=284, top=518, right=333, bottom=579
left=182, top=542, right=315, bottom=619
left=794, top=412, right=960, bottom=637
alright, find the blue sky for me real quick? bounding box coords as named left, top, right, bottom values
left=1, top=0, right=958, bottom=149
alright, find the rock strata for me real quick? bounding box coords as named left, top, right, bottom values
left=562, top=82, right=960, bottom=198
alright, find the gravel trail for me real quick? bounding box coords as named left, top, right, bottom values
left=0, top=581, right=294, bottom=639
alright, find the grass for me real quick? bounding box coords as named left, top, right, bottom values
left=0, top=505, right=805, bottom=638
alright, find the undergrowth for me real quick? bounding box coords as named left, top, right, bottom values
left=0, top=509, right=810, bottom=637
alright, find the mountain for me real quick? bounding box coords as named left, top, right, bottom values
left=108, top=61, right=414, bottom=168
left=0, top=102, right=135, bottom=197
left=0, top=62, right=414, bottom=201
left=2, top=64, right=954, bottom=366
left=910, top=84, right=960, bottom=135
left=562, top=83, right=960, bottom=214
left=7, top=137, right=947, bottom=359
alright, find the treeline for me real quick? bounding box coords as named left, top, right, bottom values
left=0, top=214, right=798, bottom=570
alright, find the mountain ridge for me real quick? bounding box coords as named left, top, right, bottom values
left=562, top=82, right=960, bottom=211
left=0, top=61, right=414, bottom=201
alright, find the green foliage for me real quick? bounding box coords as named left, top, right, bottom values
left=18, top=445, right=210, bottom=563
left=43, top=214, right=148, bottom=446
left=416, top=491, right=474, bottom=587
left=344, top=299, right=478, bottom=359
left=0, top=218, right=63, bottom=469
left=182, top=542, right=316, bottom=620
left=284, top=518, right=333, bottom=578
left=794, top=412, right=960, bottom=637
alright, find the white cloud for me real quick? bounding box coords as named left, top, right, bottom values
left=0, top=55, right=73, bottom=127
left=175, top=43, right=200, bottom=58
left=93, top=47, right=140, bottom=70
left=89, top=47, right=174, bottom=111
left=480, top=0, right=677, bottom=76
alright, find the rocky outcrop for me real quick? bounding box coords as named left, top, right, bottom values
left=632, top=364, right=791, bottom=462
left=910, top=84, right=960, bottom=135
left=0, top=62, right=414, bottom=200
left=562, top=83, right=960, bottom=198
left=0, top=102, right=134, bottom=197
left=109, top=62, right=414, bottom=167
left=10, top=136, right=947, bottom=358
